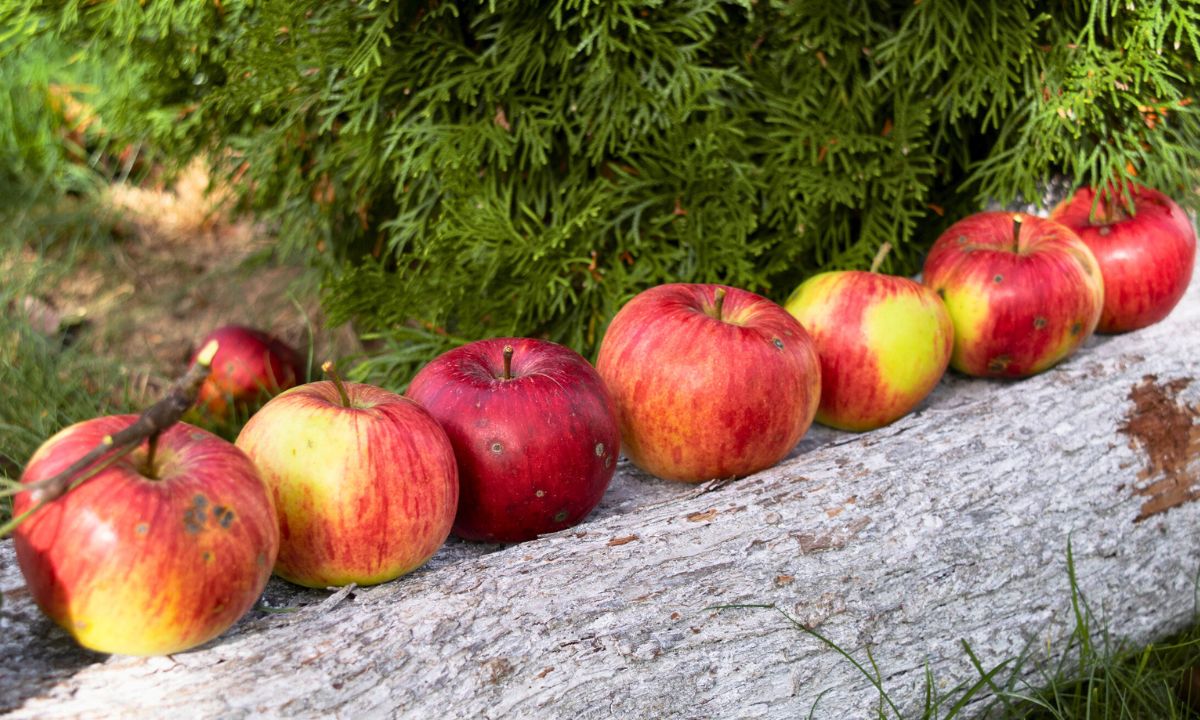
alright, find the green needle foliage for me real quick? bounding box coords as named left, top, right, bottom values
left=5, top=1, right=1199, bottom=386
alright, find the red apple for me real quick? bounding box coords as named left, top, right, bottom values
left=13, top=417, right=279, bottom=656
left=192, top=325, right=304, bottom=419
left=407, top=338, right=619, bottom=543
left=595, top=283, right=821, bottom=483
left=785, top=271, right=953, bottom=431
left=1049, top=184, right=1196, bottom=333
left=922, top=211, right=1104, bottom=378
left=235, top=377, right=457, bottom=587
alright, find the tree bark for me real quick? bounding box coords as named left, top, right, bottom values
left=2, top=279, right=1199, bottom=719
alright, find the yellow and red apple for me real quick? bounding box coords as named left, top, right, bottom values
left=13, top=417, right=279, bottom=655
left=192, top=325, right=304, bottom=420
left=922, top=212, right=1104, bottom=378
left=1049, top=184, right=1196, bottom=333
left=595, top=283, right=821, bottom=483
left=236, top=379, right=458, bottom=588
left=785, top=271, right=953, bottom=431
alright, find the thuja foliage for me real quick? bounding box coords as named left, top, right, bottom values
left=5, top=1, right=1200, bottom=385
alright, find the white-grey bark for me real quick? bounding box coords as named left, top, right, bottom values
left=3, top=276, right=1199, bottom=719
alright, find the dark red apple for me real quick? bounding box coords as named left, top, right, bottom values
left=407, top=338, right=619, bottom=543
left=595, top=283, right=821, bottom=483
left=192, top=325, right=303, bottom=419
left=1050, top=184, right=1196, bottom=333
left=13, top=416, right=279, bottom=655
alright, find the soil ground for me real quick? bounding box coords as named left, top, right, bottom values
left=25, top=159, right=361, bottom=393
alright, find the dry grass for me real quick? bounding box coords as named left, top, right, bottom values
left=37, top=158, right=360, bottom=385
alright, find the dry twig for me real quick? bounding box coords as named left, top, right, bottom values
left=0, top=340, right=219, bottom=537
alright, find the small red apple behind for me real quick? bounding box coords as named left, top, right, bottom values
left=1049, top=184, right=1196, bottom=333
left=192, top=325, right=304, bottom=419
left=236, top=369, right=458, bottom=587
left=13, top=417, right=279, bottom=656
left=596, top=283, right=821, bottom=483
left=407, top=338, right=619, bottom=543
left=923, top=212, right=1104, bottom=378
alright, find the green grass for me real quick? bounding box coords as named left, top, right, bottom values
left=0, top=37, right=160, bottom=513
left=0, top=202, right=139, bottom=520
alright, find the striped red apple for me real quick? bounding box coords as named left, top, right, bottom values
left=13, top=417, right=279, bottom=655
left=236, top=368, right=458, bottom=587
left=785, top=248, right=953, bottom=431
left=596, top=283, right=821, bottom=483
left=1049, top=184, right=1196, bottom=333
left=922, top=212, right=1104, bottom=378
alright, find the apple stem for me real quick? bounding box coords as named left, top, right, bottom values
left=1100, top=188, right=1131, bottom=225
left=321, top=361, right=352, bottom=408
left=1011, top=214, right=1023, bottom=254
left=144, top=432, right=160, bottom=479
left=869, top=242, right=893, bottom=274
left=713, top=288, right=727, bottom=321
left=502, top=345, right=514, bottom=380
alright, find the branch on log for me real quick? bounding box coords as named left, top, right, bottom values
left=27, top=340, right=215, bottom=504
left=1, top=281, right=1199, bottom=717
left=0, top=341, right=218, bottom=531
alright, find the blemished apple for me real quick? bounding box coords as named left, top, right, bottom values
left=235, top=371, right=457, bottom=587
left=1049, top=184, right=1196, bottom=333
left=407, top=338, right=619, bottom=543
left=595, top=283, right=821, bottom=483
left=192, top=325, right=304, bottom=419
left=922, top=211, right=1104, bottom=378
left=785, top=267, right=953, bottom=431
left=13, top=416, right=279, bottom=656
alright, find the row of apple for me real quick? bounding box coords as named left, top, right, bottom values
left=9, top=183, right=1196, bottom=657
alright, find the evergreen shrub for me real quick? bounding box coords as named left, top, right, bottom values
left=6, top=1, right=1199, bottom=386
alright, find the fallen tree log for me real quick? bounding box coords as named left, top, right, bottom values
left=2, top=277, right=1199, bottom=718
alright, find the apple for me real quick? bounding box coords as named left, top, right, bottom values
left=192, top=325, right=304, bottom=419
left=1049, top=184, right=1196, bottom=333
left=13, top=416, right=279, bottom=656
left=407, top=338, right=619, bottom=543
left=784, top=268, right=953, bottom=431
left=922, top=211, right=1104, bottom=378
left=235, top=373, right=457, bottom=587
left=595, top=283, right=821, bottom=483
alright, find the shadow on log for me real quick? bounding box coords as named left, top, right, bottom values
left=2, top=277, right=1199, bottom=718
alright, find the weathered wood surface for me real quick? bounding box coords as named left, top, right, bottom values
left=3, top=277, right=1200, bottom=719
